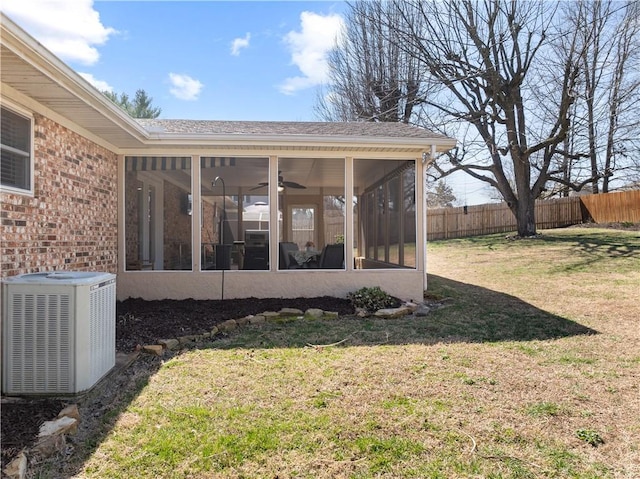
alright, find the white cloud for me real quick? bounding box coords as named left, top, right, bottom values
left=78, top=72, right=113, bottom=92
left=231, top=33, right=251, bottom=56
left=2, top=0, right=116, bottom=65
left=279, top=11, right=344, bottom=95
left=168, top=73, right=203, bottom=101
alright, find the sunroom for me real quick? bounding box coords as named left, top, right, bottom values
left=0, top=14, right=456, bottom=303
left=118, top=120, right=456, bottom=302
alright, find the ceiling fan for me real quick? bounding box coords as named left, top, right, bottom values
left=250, top=171, right=306, bottom=191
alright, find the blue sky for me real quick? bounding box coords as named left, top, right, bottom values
left=4, top=0, right=346, bottom=121
left=3, top=0, right=493, bottom=204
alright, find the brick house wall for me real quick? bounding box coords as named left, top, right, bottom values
left=1, top=113, right=118, bottom=277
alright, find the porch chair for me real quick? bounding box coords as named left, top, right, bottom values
left=279, top=242, right=300, bottom=269
left=318, top=243, right=344, bottom=269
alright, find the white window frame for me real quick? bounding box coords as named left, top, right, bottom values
left=0, top=102, right=34, bottom=196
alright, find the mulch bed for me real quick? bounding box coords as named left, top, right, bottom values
left=115, top=296, right=354, bottom=352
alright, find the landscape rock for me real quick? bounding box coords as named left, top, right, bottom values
left=38, top=416, right=78, bottom=437
left=141, top=345, right=164, bottom=356
left=2, top=451, right=27, bottom=479
left=186, top=334, right=200, bottom=342
left=261, top=311, right=280, bottom=319
left=32, top=434, right=66, bottom=457
left=403, top=301, right=419, bottom=312
left=236, top=316, right=251, bottom=326
left=414, top=306, right=430, bottom=317
left=178, top=335, right=197, bottom=346
left=218, top=319, right=238, bottom=332
left=158, top=338, right=180, bottom=350
left=324, top=311, right=339, bottom=319
left=210, top=326, right=219, bottom=336
left=279, top=307, right=303, bottom=316
left=304, top=308, right=324, bottom=318
left=374, top=306, right=412, bottom=319
left=249, top=315, right=266, bottom=324
left=57, top=404, right=80, bottom=421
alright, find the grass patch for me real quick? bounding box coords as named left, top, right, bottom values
left=60, top=228, right=638, bottom=478
left=525, top=401, right=563, bottom=417
left=576, top=429, right=605, bottom=447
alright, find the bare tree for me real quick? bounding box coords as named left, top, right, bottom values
left=547, top=1, right=640, bottom=196
left=604, top=5, right=640, bottom=191
left=315, top=1, right=427, bottom=123
left=388, top=1, right=587, bottom=236
left=322, top=1, right=639, bottom=234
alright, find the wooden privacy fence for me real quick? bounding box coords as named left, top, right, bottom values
left=581, top=190, right=640, bottom=223
left=427, top=190, right=639, bottom=240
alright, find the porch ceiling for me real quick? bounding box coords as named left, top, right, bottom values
left=150, top=156, right=408, bottom=196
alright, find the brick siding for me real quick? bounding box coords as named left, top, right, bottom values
left=1, top=113, right=118, bottom=277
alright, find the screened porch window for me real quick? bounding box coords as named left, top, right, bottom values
left=278, top=157, right=345, bottom=270
left=124, top=156, right=192, bottom=271
left=200, top=156, right=270, bottom=271
left=354, top=159, right=416, bottom=269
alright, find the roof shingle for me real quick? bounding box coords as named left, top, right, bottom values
left=136, top=119, right=450, bottom=140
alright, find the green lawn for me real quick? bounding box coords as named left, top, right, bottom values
left=53, top=228, right=640, bottom=478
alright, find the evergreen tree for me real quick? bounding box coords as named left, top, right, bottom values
left=104, top=89, right=161, bottom=118
left=427, top=181, right=457, bottom=208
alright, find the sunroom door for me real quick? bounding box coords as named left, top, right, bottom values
left=289, top=205, right=316, bottom=248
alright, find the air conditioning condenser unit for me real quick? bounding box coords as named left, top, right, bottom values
left=2, top=271, right=116, bottom=395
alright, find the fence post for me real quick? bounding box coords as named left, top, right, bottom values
left=444, top=208, right=448, bottom=239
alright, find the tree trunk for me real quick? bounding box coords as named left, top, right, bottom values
left=514, top=195, right=537, bottom=237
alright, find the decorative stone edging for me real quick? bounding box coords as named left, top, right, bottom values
left=141, top=307, right=341, bottom=355
left=139, top=303, right=423, bottom=356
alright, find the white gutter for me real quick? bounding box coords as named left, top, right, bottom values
left=142, top=133, right=458, bottom=152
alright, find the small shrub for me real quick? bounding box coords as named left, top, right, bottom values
left=576, top=428, right=604, bottom=447
left=347, top=286, right=399, bottom=312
